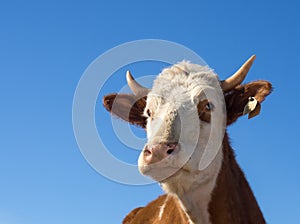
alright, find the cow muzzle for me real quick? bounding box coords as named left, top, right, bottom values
left=142, top=143, right=178, bottom=165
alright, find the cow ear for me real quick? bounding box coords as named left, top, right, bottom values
left=103, top=93, right=147, bottom=128
left=225, top=80, right=272, bottom=125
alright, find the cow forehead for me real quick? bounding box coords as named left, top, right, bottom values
left=148, top=61, right=221, bottom=105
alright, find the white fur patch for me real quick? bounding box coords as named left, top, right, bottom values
left=158, top=195, right=169, bottom=221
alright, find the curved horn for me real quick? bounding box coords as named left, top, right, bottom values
left=126, top=70, right=150, bottom=96
left=221, top=55, right=256, bottom=91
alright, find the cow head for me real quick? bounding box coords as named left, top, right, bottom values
left=103, top=55, right=272, bottom=192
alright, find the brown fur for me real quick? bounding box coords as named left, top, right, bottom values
left=208, top=133, right=265, bottom=223
left=123, top=195, right=190, bottom=224
left=197, top=99, right=212, bottom=123
left=225, top=81, right=272, bottom=125
left=103, top=93, right=147, bottom=128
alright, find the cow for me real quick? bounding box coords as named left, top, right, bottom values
left=103, top=55, right=272, bottom=224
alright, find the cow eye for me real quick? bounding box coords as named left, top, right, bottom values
left=205, top=102, right=214, bottom=111
left=146, top=109, right=152, bottom=117
left=249, top=96, right=255, bottom=101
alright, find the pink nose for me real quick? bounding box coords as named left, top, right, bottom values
left=143, top=143, right=177, bottom=165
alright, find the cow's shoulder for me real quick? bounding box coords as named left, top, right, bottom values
left=123, top=194, right=190, bottom=224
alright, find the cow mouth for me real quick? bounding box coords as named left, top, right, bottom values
left=138, top=144, right=196, bottom=181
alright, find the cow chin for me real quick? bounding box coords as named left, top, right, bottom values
left=138, top=157, right=181, bottom=182
left=140, top=166, right=181, bottom=182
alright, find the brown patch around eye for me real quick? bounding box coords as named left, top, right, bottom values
left=197, top=99, right=212, bottom=123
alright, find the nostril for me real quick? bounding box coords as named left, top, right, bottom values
left=166, top=143, right=177, bottom=155
left=166, top=149, right=174, bottom=155
left=144, top=149, right=152, bottom=156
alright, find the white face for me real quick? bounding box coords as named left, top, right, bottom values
left=138, top=62, right=226, bottom=183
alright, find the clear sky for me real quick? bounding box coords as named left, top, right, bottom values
left=1, top=0, right=300, bottom=223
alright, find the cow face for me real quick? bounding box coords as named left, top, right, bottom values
left=103, top=55, right=272, bottom=186
left=137, top=63, right=226, bottom=182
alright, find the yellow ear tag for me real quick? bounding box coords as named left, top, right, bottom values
left=243, top=97, right=261, bottom=119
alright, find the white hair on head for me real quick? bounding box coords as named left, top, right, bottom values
left=150, top=61, right=221, bottom=105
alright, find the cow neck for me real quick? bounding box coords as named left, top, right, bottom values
left=169, top=132, right=265, bottom=224
left=208, top=132, right=266, bottom=224
left=169, top=144, right=223, bottom=223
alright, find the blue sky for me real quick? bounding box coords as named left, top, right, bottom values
left=1, top=0, right=300, bottom=223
